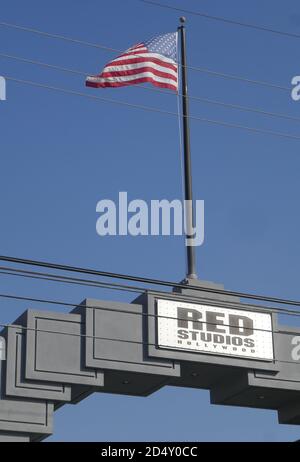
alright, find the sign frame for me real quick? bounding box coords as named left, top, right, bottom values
left=144, top=291, right=279, bottom=372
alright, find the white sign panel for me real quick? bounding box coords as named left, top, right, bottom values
left=157, top=299, right=274, bottom=361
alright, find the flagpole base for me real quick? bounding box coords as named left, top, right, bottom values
left=186, top=273, right=198, bottom=280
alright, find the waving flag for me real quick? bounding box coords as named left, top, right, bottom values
left=86, top=32, right=178, bottom=92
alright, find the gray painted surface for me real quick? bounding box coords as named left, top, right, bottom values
left=22, top=310, right=104, bottom=387
left=4, top=325, right=72, bottom=402
left=210, top=368, right=300, bottom=410
left=257, top=327, right=300, bottom=384
left=0, top=432, right=31, bottom=442
left=173, top=278, right=240, bottom=303
left=169, top=362, right=241, bottom=390
left=0, top=360, right=53, bottom=437
left=210, top=326, right=300, bottom=410
left=0, top=431, right=49, bottom=442
left=96, top=370, right=169, bottom=397
left=75, top=299, right=180, bottom=376
left=73, top=299, right=180, bottom=396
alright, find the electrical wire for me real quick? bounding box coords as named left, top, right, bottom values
left=0, top=311, right=276, bottom=338
left=2, top=254, right=300, bottom=310
left=4, top=76, right=300, bottom=142
left=0, top=21, right=119, bottom=52
left=189, top=65, right=290, bottom=92
left=191, top=95, right=300, bottom=123
left=0, top=283, right=292, bottom=337
left=2, top=319, right=300, bottom=379
left=5, top=321, right=300, bottom=367
left=0, top=21, right=291, bottom=92
left=0, top=268, right=143, bottom=294
left=0, top=268, right=299, bottom=364
left=0, top=52, right=86, bottom=76
left=0, top=298, right=300, bottom=367
left=0, top=52, right=297, bottom=123
left=138, top=0, right=300, bottom=41
left=0, top=291, right=277, bottom=334
left=1, top=264, right=300, bottom=319
left=0, top=323, right=277, bottom=355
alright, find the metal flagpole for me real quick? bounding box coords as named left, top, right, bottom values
left=178, top=17, right=198, bottom=280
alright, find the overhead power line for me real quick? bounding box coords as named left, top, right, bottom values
left=0, top=306, right=289, bottom=340
left=4, top=75, right=300, bottom=142
left=0, top=265, right=299, bottom=336
left=138, top=0, right=300, bottom=40
left=190, top=95, right=300, bottom=123
left=0, top=20, right=119, bottom=52
left=0, top=52, right=296, bottom=123
left=1, top=264, right=300, bottom=319
left=188, top=65, right=290, bottom=92
left=1, top=318, right=300, bottom=367
left=0, top=316, right=293, bottom=355
left=0, top=52, right=86, bottom=76
left=1, top=254, right=300, bottom=309
left=0, top=291, right=279, bottom=332
left=0, top=286, right=300, bottom=364
left=0, top=21, right=290, bottom=92
left=0, top=267, right=142, bottom=294
left=0, top=312, right=299, bottom=366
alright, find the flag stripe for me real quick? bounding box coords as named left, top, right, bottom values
left=113, top=52, right=176, bottom=66
left=101, top=66, right=177, bottom=82
left=107, top=57, right=177, bottom=72
left=86, top=71, right=176, bottom=86
left=116, top=49, right=149, bottom=58
left=86, top=76, right=177, bottom=91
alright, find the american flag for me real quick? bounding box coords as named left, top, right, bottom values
left=86, top=32, right=178, bottom=92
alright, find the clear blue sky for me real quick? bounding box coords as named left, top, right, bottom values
left=1, top=0, right=300, bottom=441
